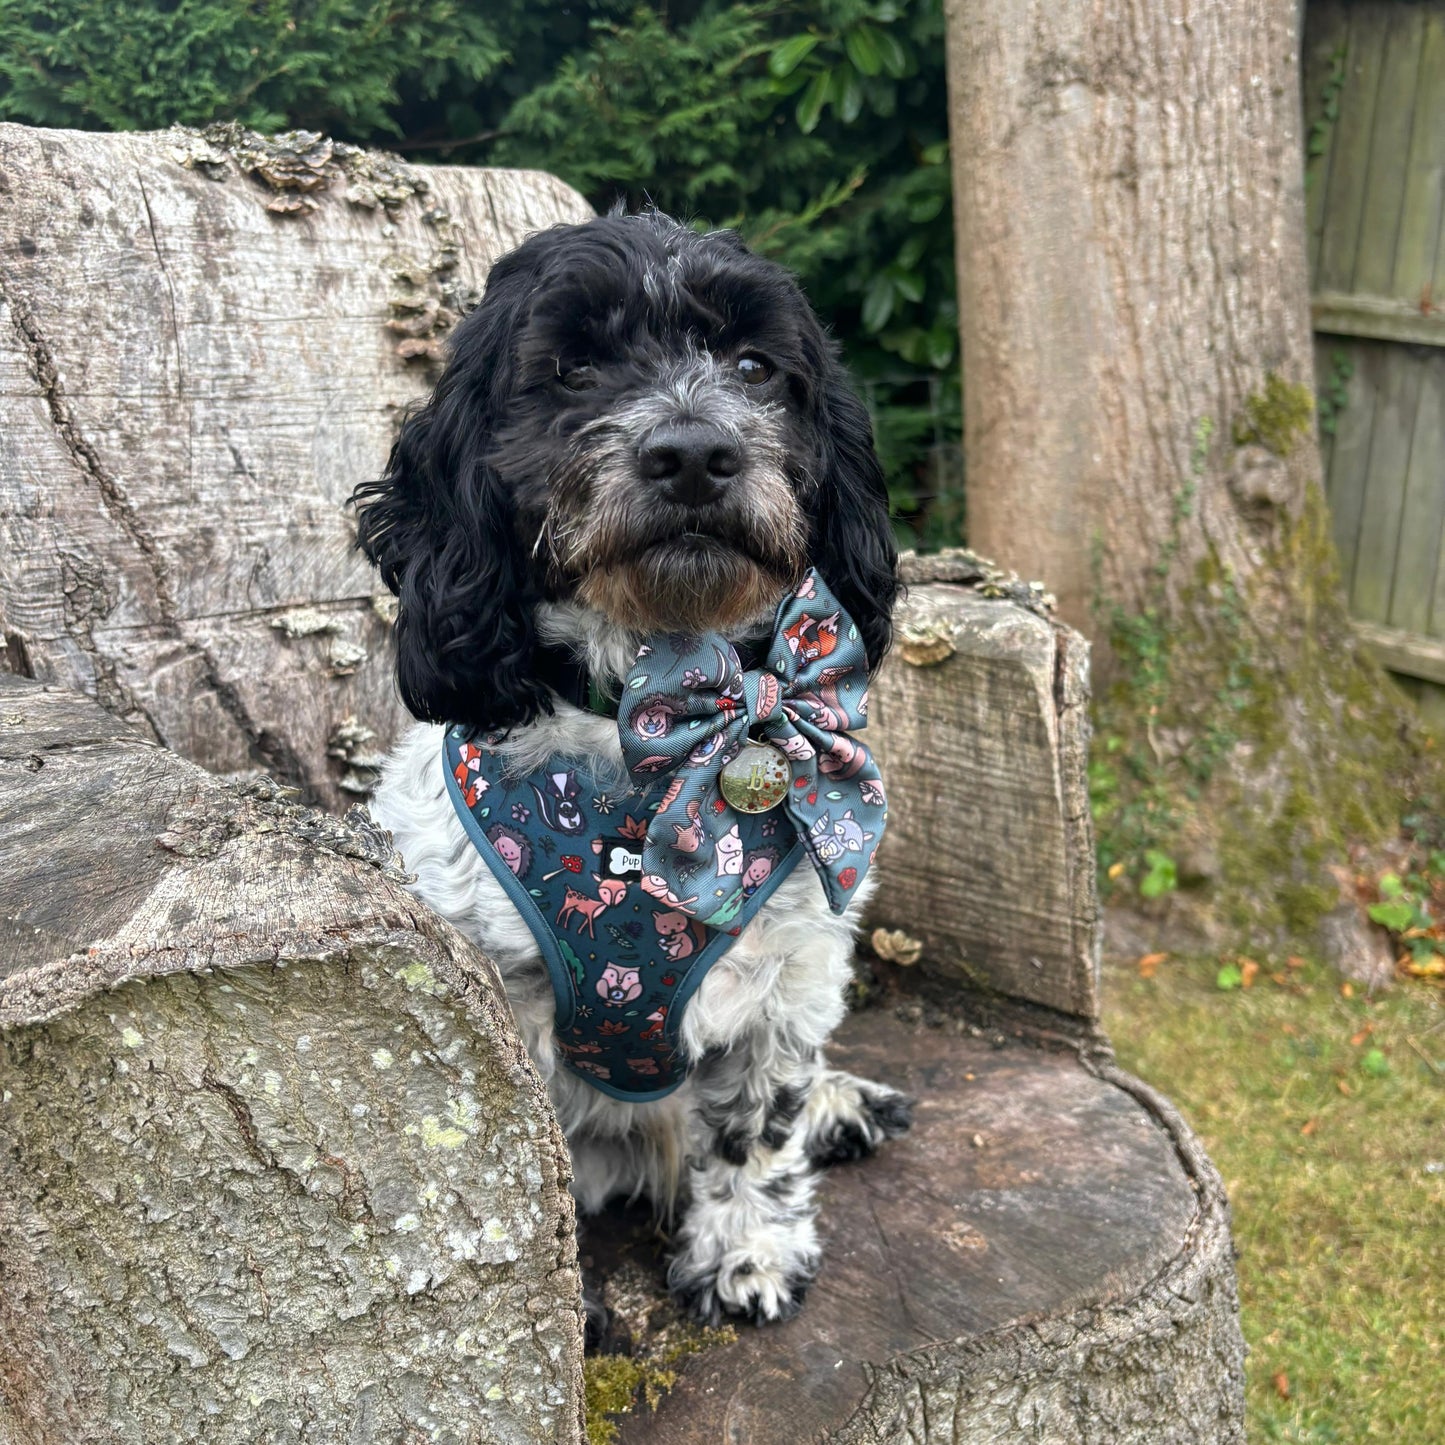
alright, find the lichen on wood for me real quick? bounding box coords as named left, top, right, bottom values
left=0, top=678, right=587, bottom=1443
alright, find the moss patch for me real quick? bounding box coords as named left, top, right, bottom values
left=1093, top=477, right=1439, bottom=949
left=1103, top=951, right=1445, bottom=1442
left=1234, top=373, right=1315, bottom=456
left=583, top=1323, right=736, bottom=1443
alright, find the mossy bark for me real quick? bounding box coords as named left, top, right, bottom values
left=943, top=0, right=1438, bottom=951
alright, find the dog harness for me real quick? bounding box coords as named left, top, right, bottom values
left=443, top=569, right=887, bottom=1102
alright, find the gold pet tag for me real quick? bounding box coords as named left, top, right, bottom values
left=719, top=740, right=789, bottom=814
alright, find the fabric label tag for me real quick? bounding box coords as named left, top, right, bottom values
left=599, top=838, right=644, bottom=881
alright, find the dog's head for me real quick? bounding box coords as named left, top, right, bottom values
left=355, top=211, right=897, bottom=732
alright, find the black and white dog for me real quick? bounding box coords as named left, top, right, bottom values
left=355, top=210, right=911, bottom=1327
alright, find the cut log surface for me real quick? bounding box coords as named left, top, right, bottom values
left=0, top=123, right=590, bottom=810
left=0, top=677, right=586, bottom=1444
left=598, top=1008, right=1245, bottom=1445
left=868, top=552, right=1099, bottom=1018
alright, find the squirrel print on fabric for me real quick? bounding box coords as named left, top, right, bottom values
left=654, top=910, right=697, bottom=960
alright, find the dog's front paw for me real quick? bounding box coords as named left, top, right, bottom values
left=805, top=1071, right=913, bottom=1166
left=669, top=1247, right=817, bottom=1326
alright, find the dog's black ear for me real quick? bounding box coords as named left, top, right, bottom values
left=811, top=361, right=899, bottom=673
left=353, top=253, right=550, bottom=732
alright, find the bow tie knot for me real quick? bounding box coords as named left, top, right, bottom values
left=617, top=570, right=887, bottom=922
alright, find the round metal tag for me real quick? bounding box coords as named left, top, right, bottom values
left=719, top=740, right=789, bottom=814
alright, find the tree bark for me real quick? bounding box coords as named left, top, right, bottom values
left=947, top=0, right=1320, bottom=630
left=0, top=123, right=591, bottom=812
left=869, top=550, right=1099, bottom=1018
left=0, top=677, right=585, bottom=1444
left=943, top=0, right=1435, bottom=949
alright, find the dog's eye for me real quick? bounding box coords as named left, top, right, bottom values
left=737, top=354, right=772, bottom=386
left=559, top=364, right=599, bottom=392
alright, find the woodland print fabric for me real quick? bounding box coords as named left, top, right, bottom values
left=442, top=570, right=886, bottom=1101
left=618, top=569, right=886, bottom=918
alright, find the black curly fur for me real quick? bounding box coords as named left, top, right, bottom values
left=353, top=210, right=897, bottom=734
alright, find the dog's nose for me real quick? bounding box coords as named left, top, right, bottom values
left=639, top=423, right=742, bottom=506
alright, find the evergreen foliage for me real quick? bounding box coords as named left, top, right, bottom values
left=0, top=0, right=960, bottom=534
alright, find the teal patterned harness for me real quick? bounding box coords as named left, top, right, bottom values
left=444, top=732, right=803, bottom=1101
left=442, top=570, right=887, bottom=1102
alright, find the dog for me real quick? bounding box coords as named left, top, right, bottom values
left=354, top=210, right=911, bottom=1329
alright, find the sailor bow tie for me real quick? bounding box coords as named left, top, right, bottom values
left=618, top=569, right=887, bottom=925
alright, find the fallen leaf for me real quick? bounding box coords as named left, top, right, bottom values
left=1340, top=981, right=1355, bottom=998
left=1350, top=1024, right=1373, bottom=1047
left=1273, top=1371, right=1290, bottom=1400
left=1281, top=1022, right=1299, bottom=1036
left=1336, top=1078, right=1352, bottom=1096
left=1286, top=955, right=1307, bottom=970
left=1138, top=951, right=1168, bottom=978
left=1300, top=1118, right=1318, bottom=1137
left=1240, top=958, right=1259, bottom=988
left=1107, top=861, right=1127, bottom=880
left=1404, top=954, right=1445, bottom=979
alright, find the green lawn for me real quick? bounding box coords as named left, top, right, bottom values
left=1103, top=951, right=1444, bottom=1442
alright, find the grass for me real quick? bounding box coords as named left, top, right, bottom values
left=1103, top=951, right=1444, bottom=1443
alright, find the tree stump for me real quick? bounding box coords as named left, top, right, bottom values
left=588, top=1009, right=1244, bottom=1444
left=0, top=123, right=590, bottom=811
left=0, top=678, right=585, bottom=1444
left=868, top=551, right=1098, bottom=1017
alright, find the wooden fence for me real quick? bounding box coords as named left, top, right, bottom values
left=1304, top=0, right=1445, bottom=729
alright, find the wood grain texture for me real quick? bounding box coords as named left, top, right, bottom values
left=594, top=1009, right=1245, bottom=1445
left=947, top=0, right=1325, bottom=636
left=1305, top=2, right=1445, bottom=721
left=0, top=677, right=585, bottom=1444
left=0, top=124, right=591, bottom=810
left=868, top=567, right=1099, bottom=1019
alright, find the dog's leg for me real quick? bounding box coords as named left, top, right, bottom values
left=667, top=1033, right=823, bottom=1325
left=801, top=1067, right=913, bottom=1166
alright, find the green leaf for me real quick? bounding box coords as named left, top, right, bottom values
left=1367, top=900, right=1415, bottom=932
left=888, top=266, right=925, bottom=303
left=1138, top=848, right=1178, bottom=899
left=795, top=69, right=830, bottom=133
left=896, top=233, right=928, bottom=271
left=836, top=66, right=864, bottom=123
left=870, top=26, right=909, bottom=78
left=768, top=34, right=819, bottom=78
left=925, top=324, right=956, bottom=369
left=843, top=25, right=883, bottom=76
left=1379, top=871, right=1404, bottom=898
left=906, top=193, right=945, bottom=224
left=1216, top=963, right=1243, bottom=991
left=861, top=272, right=895, bottom=332
left=1360, top=1047, right=1389, bottom=1078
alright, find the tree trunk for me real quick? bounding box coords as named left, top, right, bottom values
left=943, top=0, right=1435, bottom=949
left=0, top=123, right=591, bottom=812
left=0, top=677, right=585, bottom=1444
